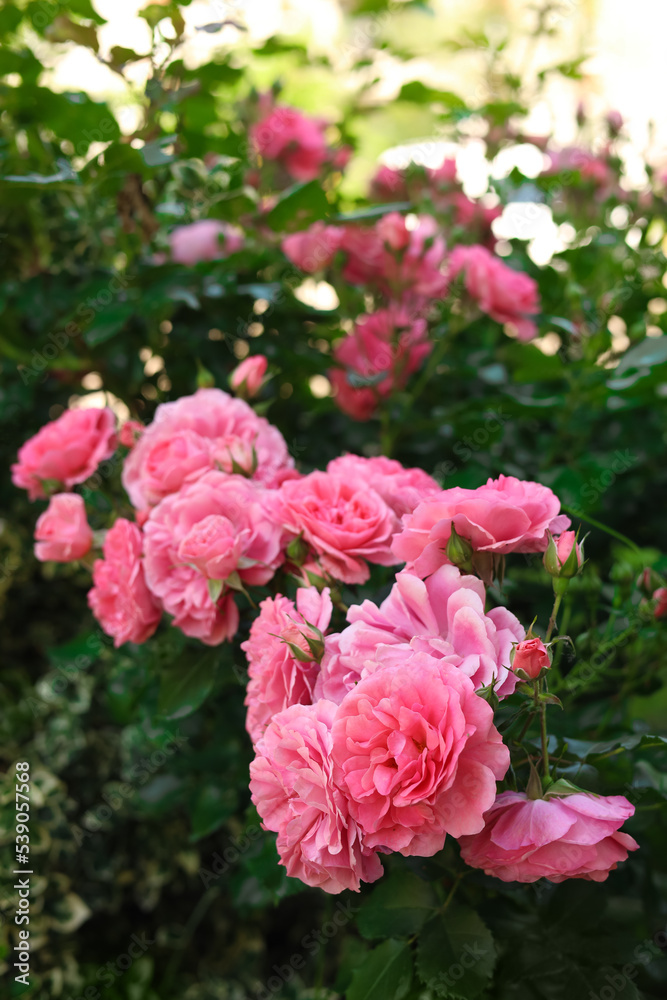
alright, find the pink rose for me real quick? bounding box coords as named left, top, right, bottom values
left=369, top=164, right=409, bottom=202
left=143, top=471, right=285, bottom=645
left=243, top=587, right=333, bottom=745
left=250, top=701, right=384, bottom=893
left=315, top=565, right=524, bottom=703
left=331, top=653, right=510, bottom=855
left=326, top=455, right=439, bottom=519
left=34, top=493, right=92, bottom=563
left=512, top=637, right=550, bottom=680
left=279, top=471, right=399, bottom=585
left=170, top=220, right=244, bottom=266
left=88, top=519, right=161, bottom=647
left=653, top=588, right=667, bottom=619
left=229, top=355, right=267, bottom=398
left=449, top=244, right=540, bottom=342
left=393, top=475, right=570, bottom=579
left=250, top=104, right=329, bottom=182
left=12, top=407, right=117, bottom=501
left=427, top=158, right=458, bottom=184
left=121, top=388, right=294, bottom=510
left=459, top=790, right=639, bottom=883
left=282, top=223, right=343, bottom=273
left=330, top=308, right=431, bottom=422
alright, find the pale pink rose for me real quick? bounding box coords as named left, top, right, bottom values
left=119, top=419, right=144, bottom=449
left=34, top=493, right=92, bottom=563
left=170, top=220, right=244, bottom=265
left=143, top=472, right=285, bottom=645
left=315, top=565, right=524, bottom=703
left=250, top=104, right=329, bottom=182
left=331, top=653, right=510, bottom=855
left=330, top=308, right=431, bottom=422
left=393, top=475, right=570, bottom=579
left=243, top=587, right=333, bottom=745
left=250, top=700, right=384, bottom=893
left=12, top=407, right=117, bottom=501
left=543, top=147, right=613, bottom=191
left=229, top=355, right=267, bottom=398
left=279, top=471, right=399, bottom=585
left=326, top=455, right=439, bottom=519
left=512, top=637, right=550, bottom=680
left=121, top=388, right=294, bottom=510
left=458, top=791, right=639, bottom=883
left=282, top=223, right=343, bottom=273
left=449, top=244, right=540, bottom=342
left=88, top=518, right=161, bottom=647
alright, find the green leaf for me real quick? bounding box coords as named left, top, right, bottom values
left=358, top=871, right=439, bottom=940
left=612, top=335, right=667, bottom=378
left=347, top=939, right=413, bottom=1000
left=83, top=304, right=134, bottom=346
left=416, top=904, right=496, bottom=999
left=264, top=180, right=331, bottom=232
left=157, top=648, right=220, bottom=720
left=4, top=165, right=78, bottom=187
left=564, top=733, right=667, bottom=761
left=189, top=783, right=237, bottom=841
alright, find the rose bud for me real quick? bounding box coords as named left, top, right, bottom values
left=512, top=637, right=551, bottom=680
left=229, top=355, right=268, bottom=399
left=543, top=530, right=584, bottom=580
left=34, top=493, right=92, bottom=563
left=653, top=588, right=667, bottom=620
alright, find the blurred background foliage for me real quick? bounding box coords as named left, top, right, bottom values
left=1, top=0, right=667, bottom=998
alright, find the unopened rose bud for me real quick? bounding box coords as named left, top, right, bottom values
left=637, top=567, right=662, bottom=598
left=229, top=355, right=268, bottom=399
left=446, top=522, right=474, bottom=572
left=543, top=530, right=584, bottom=581
left=119, top=419, right=144, bottom=449
left=607, top=110, right=623, bottom=136
left=512, top=637, right=551, bottom=680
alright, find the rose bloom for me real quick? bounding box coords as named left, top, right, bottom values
left=458, top=790, right=639, bottom=883
left=119, top=419, right=144, bottom=449
left=326, top=455, right=439, bottom=519
left=393, top=475, right=570, bottom=579
left=315, top=565, right=524, bottom=703
left=512, top=637, right=550, bottom=680
left=170, top=220, right=244, bottom=265
left=229, top=355, right=267, bottom=398
left=250, top=104, right=329, bottom=182
left=144, top=472, right=285, bottom=645
left=34, top=493, right=92, bottom=563
left=243, top=586, right=333, bottom=745
left=279, top=471, right=399, bottom=585
left=331, top=652, right=510, bottom=856
left=330, top=309, right=431, bottom=422
left=282, top=222, right=343, bottom=273
left=122, top=388, right=295, bottom=510
left=250, top=700, right=384, bottom=893
left=448, top=244, right=540, bottom=342
left=369, top=164, right=409, bottom=202
left=88, top=518, right=161, bottom=647
left=12, top=407, right=117, bottom=501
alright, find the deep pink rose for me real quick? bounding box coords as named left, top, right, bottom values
left=654, top=587, right=667, bottom=619
left=250, top=104, right=329, bottom=181
left=170, top=220, right=244, bottom=265
left=34, top=493, right=92, bottom=563
left=459, top=790, right=639, bottom=883
left=119, top=419, right=144, bottom=449
left=330, top=308, right=431, bottom=422
left=326, top=455, right=439, bottom=519
left=122, top=388, right=294, bottom=510
left=88, top=518, right=161, bottom=647
left=243, top=587, right=333, bottom=745
left=512, top=637, right=550, bottom=680
left=250, top=701, right=384, bottom=893
left=393, top=475, right=570, bottom=579
left=279, top=471, right=399, bottom=585
left=315, top=565, right=524, bottom=703
left=449, top=244, right=540, bottom=341
left=543, top=147, right=614, bottom=192
left=229, top=355, right=267, bottom=398
left=331, top=653, right=510, bottom=855
left=12, top=407, right=117, bottom=501
left=143, top=472, right=285, bottom=645
left=282, top=223, right=343, bottom=273
left=369, top=164, right=409, bottom=201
